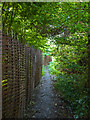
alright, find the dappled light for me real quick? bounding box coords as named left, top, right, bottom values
left=1, top=2, right=89, bottom=119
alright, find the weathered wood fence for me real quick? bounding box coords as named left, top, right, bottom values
left=43, top=55, right=52, bottom=65
left=2, top=33, right=42, bottom=118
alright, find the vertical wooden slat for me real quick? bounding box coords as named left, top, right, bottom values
left=0, top=3, right=2, bottom=120
left=0, top=30, right=2, bottom=120
left=7, top=36, right=14, bottom=118
left=2, top=34, right=9, bottom=118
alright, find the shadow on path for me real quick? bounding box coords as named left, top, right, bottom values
left=24, top=67, right=72, bottom=118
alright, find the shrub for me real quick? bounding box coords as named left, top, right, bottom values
left=54, top=72, right=88, bottom=119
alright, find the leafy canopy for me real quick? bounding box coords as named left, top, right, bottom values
left=2, top=2, right=88, bottom=51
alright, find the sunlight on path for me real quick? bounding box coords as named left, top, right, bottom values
left=24, top=67, right=72, bottom=118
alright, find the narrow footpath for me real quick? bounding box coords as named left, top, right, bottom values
left=24, top=67, right=72, bottom=119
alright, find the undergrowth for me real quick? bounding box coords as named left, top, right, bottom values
left=54, top=73, right=88, bottom=119
left=48, top=61, right=89, bottom=119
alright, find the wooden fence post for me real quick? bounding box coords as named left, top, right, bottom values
left=0, top=2, right=2, bottom=119
left=0, top=30, right=2, bottom=120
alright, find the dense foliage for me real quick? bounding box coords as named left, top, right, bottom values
left=2, top=2, right=89, bottom=119
left=48, top=60, right=88, bottom=118
left=2, top=2, right=88, bottom=49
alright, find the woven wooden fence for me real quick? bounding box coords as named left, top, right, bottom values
left=2, top=33, right=42, bottom=118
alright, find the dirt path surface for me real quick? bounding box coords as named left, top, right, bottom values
left=24, top=67, right=73, bottom=119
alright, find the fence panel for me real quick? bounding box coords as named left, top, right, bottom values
left=2, top=33, right=42, bottom=118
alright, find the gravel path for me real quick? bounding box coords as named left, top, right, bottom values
left=24, top=67, right=73, bottom=119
